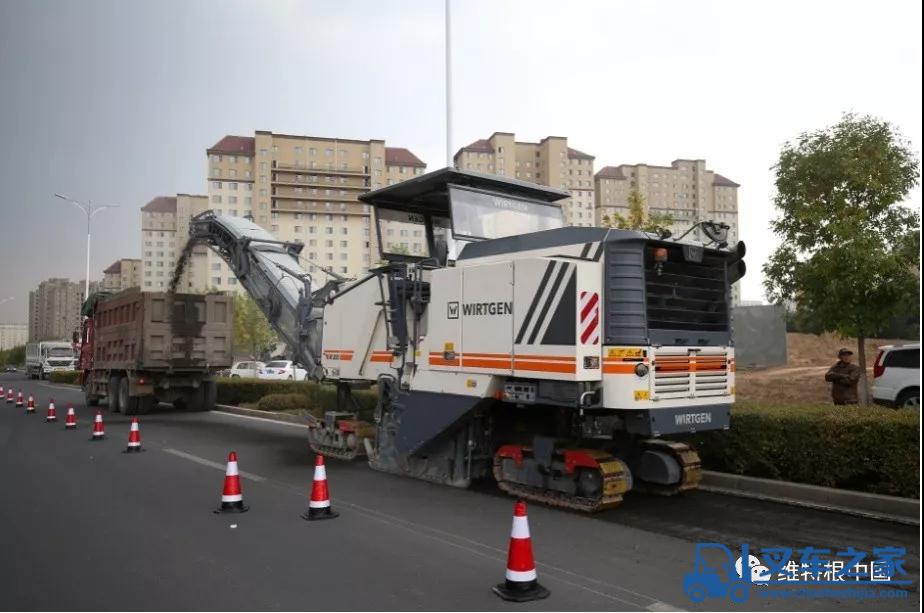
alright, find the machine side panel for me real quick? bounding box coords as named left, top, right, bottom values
left=424, top=267, right=462, bottom=371
left=321, top=280, right=383, bottom=379
left=512, top=258, right=578, bottom=381
left=460, top=262, right=514, bottom=374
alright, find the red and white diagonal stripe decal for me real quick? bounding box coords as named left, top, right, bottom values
left=579, top=291, right=600, bottom=345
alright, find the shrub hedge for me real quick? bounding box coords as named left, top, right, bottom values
left=256, top=393, right=313, bottom=414
left=48, top=371, right=81, bottom=384
left=216, top=379, right=377, bottom=420
left=680, top=401, right=920, bottom=498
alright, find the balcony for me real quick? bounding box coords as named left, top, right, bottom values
left=272, top=191, right=361, bottom=203
left=273, top=162, right=370, bottom=177
left=272, top=178, right=369, bottom=190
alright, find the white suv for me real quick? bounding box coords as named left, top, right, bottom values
left=871, top=343, right=920, bottom=409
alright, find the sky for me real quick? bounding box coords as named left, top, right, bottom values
left=0, top=0, right=921, bottom=323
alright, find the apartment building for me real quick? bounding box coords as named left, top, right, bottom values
left=0, top=323, right=28, bottom=351
left=453, top=132, right=596, bottom=227
left=140, top=195, right=209, bottom=291
left=595, top=159, right=741, bottom=302
left=101, top=258, right=142, bottom=291
left=205, top=131, right=426, bottom=290
left=594, top=159, right=739, bottom=243
left=28, top=278, right=86, bottom=341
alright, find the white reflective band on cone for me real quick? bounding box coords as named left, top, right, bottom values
left=510, top=516, right=531, bottom=539
left=221, top=494, right=242, bottom=502
left=93, top=432, right=104, bottom=436
left=314, top=466, right=327, bottom=480
left=128, top=442, right=140, bottom=447
left=506, top=568, right=538, bottom=582
left=226, top=462, right=239, bottom=476
left=309, top=499, right=331, bottom=509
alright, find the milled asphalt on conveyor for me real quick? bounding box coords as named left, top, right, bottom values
left=0, top=373, right=919, bottom=611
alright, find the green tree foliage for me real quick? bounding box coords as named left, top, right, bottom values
left=601, top=188, right=673, bottom=232
left=0, top=344, right=26, bottom=365
left=232, top=294, right=278, bottom=361
left=764, top=113, right=921, bottom=403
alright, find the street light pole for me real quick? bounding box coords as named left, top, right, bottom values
left=445, top=0, right=453, bottom=168
left=54, top=194, right=120, bottom=302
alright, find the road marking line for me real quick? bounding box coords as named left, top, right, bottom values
left=214, top=408, right=309, bottom=429
left=162, top=448, right=267, bottom=482
left=647, top=601, right=686, bottom=611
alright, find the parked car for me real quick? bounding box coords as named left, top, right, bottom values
left=229, top=361, right=266, bottom=379
left=871, top=343, right=920, bottom=409
left=259, top=360, right=308, bottom=381
left=4, top=365, right=17, bottom=373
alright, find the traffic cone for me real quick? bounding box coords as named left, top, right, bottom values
left=15, top=391, right=23, bottom=407
left=492, top=500, right=549, bottom=602
left=302, top=455, right=338, bottom=520
left=64, top=406, right=76, bottom=429
left=89, top=410, right=105, bottom=440
left=123, top=417, right=143, bottom=453
left=6, top=389, right=13, bottom=403
left=215, top=452, right=248, bottom=513
left=46, top=399, right=57, bottom=422
left=0, top=385, right=4, bottom=397
left=25, top=395, right=35, bottom=414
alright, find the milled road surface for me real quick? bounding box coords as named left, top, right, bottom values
left=0, top=372, right=919, bottom=611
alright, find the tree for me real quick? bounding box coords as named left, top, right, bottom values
left=602, top=188, right=674, bottom=233
left=232, top=294, right=278, bottom=361
left=763, top=113, right=920, bottom=404
left=0, top=344, right=26, bottom=366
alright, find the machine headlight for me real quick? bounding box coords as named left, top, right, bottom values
left=634, top=363, right=649, bottom=377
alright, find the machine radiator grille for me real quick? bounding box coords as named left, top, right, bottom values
left=651, top=350, right=729, bottom=399
left=644, top=245, right=728, bottom=332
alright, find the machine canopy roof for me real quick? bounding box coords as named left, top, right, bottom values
left=358, top=167, right=570, bottom=217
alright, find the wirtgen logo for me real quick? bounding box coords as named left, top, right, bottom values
left=675, top=412, right=712, bottom=426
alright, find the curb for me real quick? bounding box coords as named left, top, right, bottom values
left=700, top=471, right=919, bottom=525
left=216, top=404, right=308, bottom=426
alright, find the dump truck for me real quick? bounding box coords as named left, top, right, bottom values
left=187, top=168, right=745, bottom=511
left=77, top=288, right=233, bottom=415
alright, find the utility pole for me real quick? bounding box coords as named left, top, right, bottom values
left=54, top=194, right=120, bottom=302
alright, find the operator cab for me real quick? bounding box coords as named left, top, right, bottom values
left=359, top=167, right=570, bottom=266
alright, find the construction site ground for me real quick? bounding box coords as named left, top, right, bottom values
left=736, top=333, right=914, bottom=405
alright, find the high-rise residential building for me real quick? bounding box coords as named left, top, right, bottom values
left=0, top=323, right=28, bottom=351
left=594, top=159, right=741, bottom=302
left=594, top=159, right=740, bottom=243
left=101, top=258, right=142, bottom=291
left=453, top=132, right=596, bottom=227
left=204, top=131, right=426, bottom=290
left=140, top=194, right=209, bottom=291
left=28, top=278, right=86, bottom=341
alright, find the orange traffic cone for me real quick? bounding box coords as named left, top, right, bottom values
left=46, top=399, right=57, bottom=422
left=492, top=500, right=549, bottom=602
left=6, top=389, right=13, bottom=403
left=64, top=405, right=77, bottom=429
left=25, top=395, right=35, bottom=414
left=123, top=417, right=143, bottom=453
left=215, top=452, right=248, bottom=513
left=302, top=455, right=338, bottom=520
left=15, top=391, right=23, bottom=407
left=89, top=410, right=105, bottom=440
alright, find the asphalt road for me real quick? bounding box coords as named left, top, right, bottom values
left=0, top=372, right=919, bottom=611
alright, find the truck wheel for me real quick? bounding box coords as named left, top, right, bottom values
left=119, top=378, right=134, bottom=415
left=201, top=381, right=217, bottom=412
left=109, top=376, right=122, bottom=413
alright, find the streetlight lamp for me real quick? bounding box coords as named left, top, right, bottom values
left=54, top=194, right=120, bottom=302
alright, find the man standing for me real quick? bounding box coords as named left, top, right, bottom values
left=825, top=348, right=863, bottom=405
